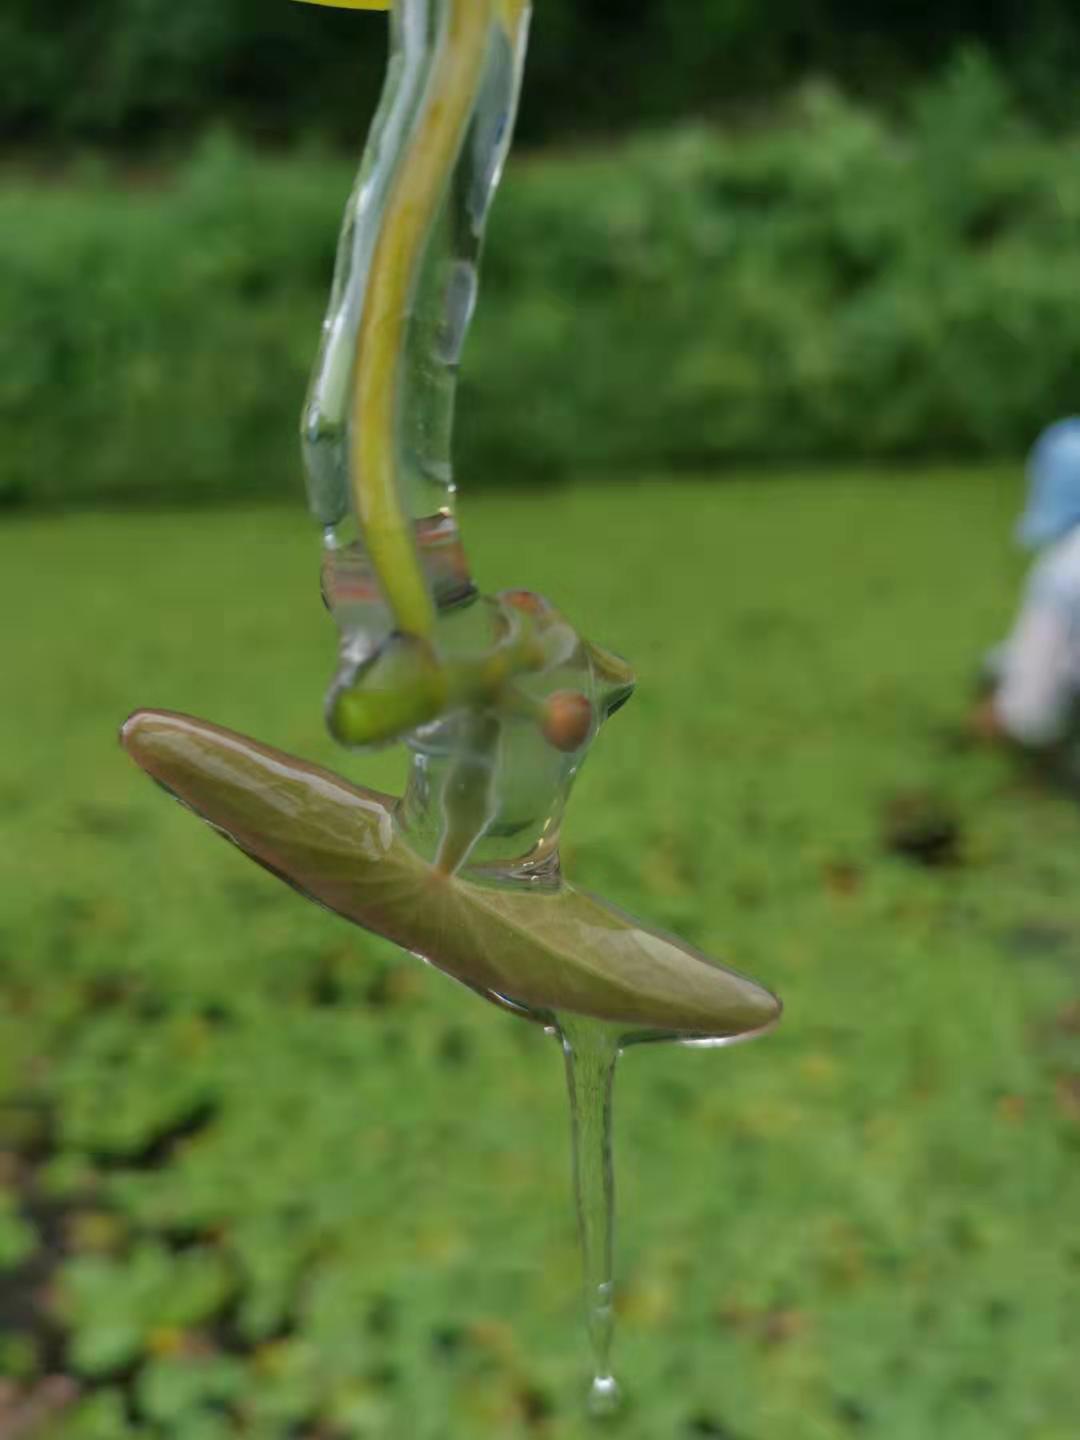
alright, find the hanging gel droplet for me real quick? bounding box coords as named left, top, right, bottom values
left=560, top=1016, right=623, bottom=1413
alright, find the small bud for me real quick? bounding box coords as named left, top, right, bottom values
left=541, top=691, right=593, bottom=752
left=501, top=589, right=548, bottom=616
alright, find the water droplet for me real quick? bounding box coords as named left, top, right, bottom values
left=588, top=1373, right=622, bottom=1419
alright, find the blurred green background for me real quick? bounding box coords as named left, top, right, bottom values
left=1, top=4, right=1078, bottom=1439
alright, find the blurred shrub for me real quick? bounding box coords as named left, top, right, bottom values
left=0, top=136, right=337, bottom=508
left=3, top=1, right=1080, bottom=147
left=3, top=84, right=1080, bottom=507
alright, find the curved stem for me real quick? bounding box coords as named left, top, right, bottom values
left=351, top=0, right=494, bottom=641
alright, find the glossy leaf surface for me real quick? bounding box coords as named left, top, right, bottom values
left=121, top=710, right=780, bottom=1041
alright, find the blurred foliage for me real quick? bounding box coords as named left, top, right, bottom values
left=3, top=70, right=1080, bottom=509
left=0, top=476, right=1078, bottom=1437
left=3, top=0, right=1080, bottom=146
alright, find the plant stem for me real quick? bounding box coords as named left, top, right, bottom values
left=351, top=0, right=494, bottom=642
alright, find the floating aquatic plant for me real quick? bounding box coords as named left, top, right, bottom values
left=122, top=0, right=781, bottom=1411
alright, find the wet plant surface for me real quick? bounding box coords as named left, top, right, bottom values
left=0, top=473, right=1077, bottom=1438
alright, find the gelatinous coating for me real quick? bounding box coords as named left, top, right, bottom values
left=301, top=0, right=655, bottom=895
left=303, top=0, right=530, bottom=640
left=329, top=583, right=637, bottom=875
left=121, top=710, right=780, bottom=1042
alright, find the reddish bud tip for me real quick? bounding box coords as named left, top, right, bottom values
left=541, top=691, right=593, bottom=752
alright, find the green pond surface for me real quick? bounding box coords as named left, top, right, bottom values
left=0, top=472, right=1076, bottom=1439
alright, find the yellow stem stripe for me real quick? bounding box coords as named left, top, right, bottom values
left=294, top=2, right=389, bottom=11
left=352, top=0, right=493, bottom=640
left=497, top=0, right=530, bottom=32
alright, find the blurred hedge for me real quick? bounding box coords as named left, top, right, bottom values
left=4, top=74, right=1080, bottom=508
left=3, top=0, right=1080, bottom=147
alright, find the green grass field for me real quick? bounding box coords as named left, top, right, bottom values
left=0, top=473, right=1077, bottom=1440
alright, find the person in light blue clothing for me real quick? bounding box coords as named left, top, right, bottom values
left=975, top=419, right=1080, bottom=758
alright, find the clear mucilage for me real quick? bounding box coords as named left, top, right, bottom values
left=303, top=0, right=528, bottom=540
left=300, top=0, right=635, bottom=881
